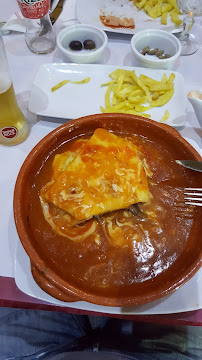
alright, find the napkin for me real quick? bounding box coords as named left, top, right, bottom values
left=1, top=11, right=79, bottom=35
left=1, top=12, right=26, bottom=34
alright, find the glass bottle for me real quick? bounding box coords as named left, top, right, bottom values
left=0, top=34, right=30, bottom=146
left=17, top=0, right=56, bottom=54
left=177, top=0, right=202, bottom=55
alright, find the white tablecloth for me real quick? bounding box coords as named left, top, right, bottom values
left=0, top=0, right=202, bottom=280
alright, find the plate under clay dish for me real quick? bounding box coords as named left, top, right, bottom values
left=13, top=113, right=202, bottom=307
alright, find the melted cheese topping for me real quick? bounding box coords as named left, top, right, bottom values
left=41, top=129, right=149, bottom=222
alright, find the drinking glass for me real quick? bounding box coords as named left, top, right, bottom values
left=177, top=0, right=202, bottom=56
left=0, top=34, right=29, bottom=145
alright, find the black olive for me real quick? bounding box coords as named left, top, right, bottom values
left=83, top=39, right=96, bottom=50
left=69, top=40, right=82, bottom=51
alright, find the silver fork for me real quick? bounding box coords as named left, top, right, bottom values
left=184, top=188, right=202, bottom=206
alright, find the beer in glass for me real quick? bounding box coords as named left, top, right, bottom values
left=0, top=34, right=29, bottom=146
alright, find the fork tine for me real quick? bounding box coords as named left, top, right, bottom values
left=185, top=202, right=202, bottom=206
left=184, top=188, right=202, bottom=206
left=184, top=188, right=202, bottom=191
left=185, top=197, right=202, bottom=201
left=185, top=193, right=202, bottom=197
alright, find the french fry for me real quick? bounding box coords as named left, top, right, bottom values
left=112, top=92, right=118, bottom=106
left=139, top=74, right=160, bottom=88
left=51, top=77, right=90, bottom=92
left=152, top=92, right=160, bottom=100
left=102, top=101, right=133, bottom=113
left=101, top=80, right=116, bottom=87
left=105, top=83, right=113, bottom=109
left=160, top=109, right=170, bottom=121
left=51, top=80, right=70, bottom=92
left=170, top=9, right=183, bottom=25
left=133, top=0, right=182, bottom=26
left=162, top=4, right=172, bottom=13
left=153, top=0, right=162, bottom=18
left=129, top=95, right=147, bottom=104
left=130, top=89, right=145, bottom=97
left=131, top=71, right=152, bottom=102
left=100, top=69, right=175, bottom=119
left=149, top=83, right=173, bottom=92
left=113, top=73, right=124, bottom=94
left=161, top=73, right=168, bottom=83
left=128, top=96, right=142, bottom=103
left=134, top=105, right=152, bottom=112
left=161, top=11, right=168, bottom=25
left=121, top=109, right=151, bottom=118
left=135, top=0, right=147, bottom=10
left=150, top=88, right=174, bottom=107
left=168, top=0, right=179, bottom=10
left=71, top=77, right=90, bottom=84
left=119, top=87, right=142, bottom=98
left=144, top=4, right=158, bottom=18
left=167, top=73, right=175, bottom=84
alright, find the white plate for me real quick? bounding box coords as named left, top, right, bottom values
left=14, top=136, right=202, bottom=315
left=76, top=0, right=183, bottom=35
left=28, top=63, right=186, bottom=128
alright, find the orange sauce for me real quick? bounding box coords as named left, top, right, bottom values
left=100, top=15, right=135, bottom=29
left=28, top=133, right=198, bottom=298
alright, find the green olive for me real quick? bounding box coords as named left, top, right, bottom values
left=148, top=49, right=157, bottom=55
left=141, top=46, right=150, bottom=55
left=164, top=53, right=171, bottom=58
left=156, top=50, right=164, bottom=57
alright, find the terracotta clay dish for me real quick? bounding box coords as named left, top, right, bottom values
left=13, top=113, right=202, bottom=306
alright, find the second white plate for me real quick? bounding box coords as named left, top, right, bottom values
left=28, top=63, right=186, bottom=127
left=76, top=0, right=183, bottom=35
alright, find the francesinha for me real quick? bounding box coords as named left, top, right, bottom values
left=41, top=129, right=149, bottom=222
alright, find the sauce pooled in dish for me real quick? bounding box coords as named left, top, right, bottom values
left=28, top=128, right=195, bottom=296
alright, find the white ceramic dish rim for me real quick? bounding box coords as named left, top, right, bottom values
left=131, top=29, right=182, bottom=64
left=57, top=24, right=108, bottom=59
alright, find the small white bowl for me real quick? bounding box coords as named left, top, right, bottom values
left=188, top=90, right=202, bottom=128
left=131, top=29, right=181, bottom=70
left=57, top=24, right=108, bottom=64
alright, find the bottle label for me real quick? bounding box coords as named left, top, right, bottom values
left=1, top=127, right=18, bottom=139
left=17, top=0, right=49, bottom=19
